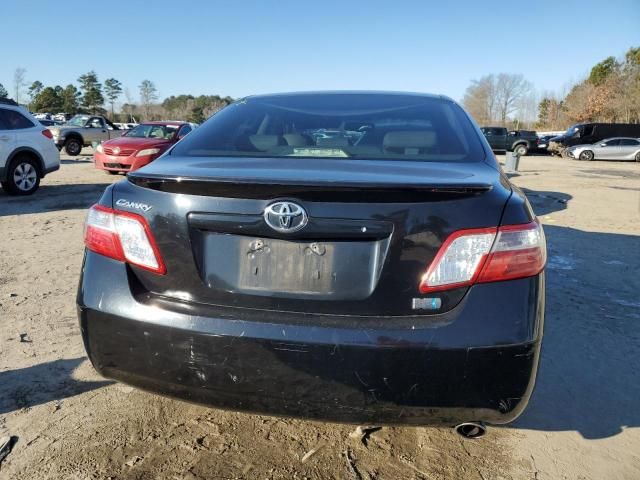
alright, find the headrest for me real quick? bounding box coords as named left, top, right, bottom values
left=283, top=133, right=309, bottom=147
left=383, top=130, right=437, bottom=150
left=249, top=135, right=282, bottom=151
left=316, top=137, right=350, bottom=147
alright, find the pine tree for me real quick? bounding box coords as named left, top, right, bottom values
left=77, top=71, right=104, bottom=113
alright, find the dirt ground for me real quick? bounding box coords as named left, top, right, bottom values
left=0, top=150, right=639, bottom=479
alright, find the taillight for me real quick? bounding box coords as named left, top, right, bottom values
left=42, top=129, right=53, bottom=139
left=84, top=204, right=166, bottom=274
left=420, top=221, right=545, bottom=293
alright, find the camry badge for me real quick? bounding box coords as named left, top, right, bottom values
left=116, top=198, right=152, bottom=212
left=264, top=201, right=308, bottom=233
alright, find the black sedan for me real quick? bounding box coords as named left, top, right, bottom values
left=77, top=92, right=546, bottom=438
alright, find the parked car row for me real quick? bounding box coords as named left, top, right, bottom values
left=479, top=123, right=640, bottom=161
left=33, top=112, right=73, bottom=122
left=113, top=122, right=138, bottom=130
left=38, top=118, right=64, bottom=127
left=566, top=137, right=640, bottom=162
left=1, top=98, right=198, bottom=194
left=548, top=123, right=640, bottom=159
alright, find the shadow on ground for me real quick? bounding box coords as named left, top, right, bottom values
left=521, top=188, right=572, bottom=216
left=60, top=158, right=94, bottom=165
left=0, top=358, right=112, bottom=415
left=0, top=183, right=111, bottom=216
left=512, top=189, right=640, bottom=439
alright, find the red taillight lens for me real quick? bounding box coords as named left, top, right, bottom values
left=84, top=204, right=166, bottom=274
left=420, top=221, right=545, bottom=293
left=42, top=129, right=53, bottom=139
left=477, top=223, right=546, bottom=283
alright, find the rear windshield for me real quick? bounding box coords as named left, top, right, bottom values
left=66, top=115, right=90, bottom=127
left=126, top=124, right=179, bottom=139
left=171, top=94, right=485, bottom=162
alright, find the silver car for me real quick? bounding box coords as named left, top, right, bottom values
left=568, top=137, right=640, bottom=161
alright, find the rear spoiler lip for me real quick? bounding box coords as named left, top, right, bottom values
left=127, top=174, right=493, bottom=194
left=127, top=175, right=493, bottom=202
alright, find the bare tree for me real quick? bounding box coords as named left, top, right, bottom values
left=463, top=73, right=532, bottom=126
left=462, top=75, right=495, bottom=125
left=13, top=68, right=27, bottom=104
left=515, top=90, right=539, bottom=129
left=494, top=74, right=532, bottom=125
left=139, top=80, right=158, bottom=120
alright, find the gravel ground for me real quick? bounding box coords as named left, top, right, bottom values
left=0, top=150, right=639, bottom=479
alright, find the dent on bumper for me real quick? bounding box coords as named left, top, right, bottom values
left=77, top=253, right=544, bottom=426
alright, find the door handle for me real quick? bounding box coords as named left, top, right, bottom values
left=0, top=135, right=10, bottom=141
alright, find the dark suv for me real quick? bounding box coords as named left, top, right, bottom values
left=481, top=127, right=538, bottom=155
left=78, top=92, right=546, bottom=437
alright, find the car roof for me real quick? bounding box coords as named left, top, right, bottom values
left=141, top=121, right=188, bottom=126
left=244, top=90, right=451, bottom=102
left=0, top=98, right=19, bottom=107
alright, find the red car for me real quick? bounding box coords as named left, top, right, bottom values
left=94, top=122, right=194, bottom=174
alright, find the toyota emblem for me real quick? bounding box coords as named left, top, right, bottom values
left=264, top=201, right=308, bottom=233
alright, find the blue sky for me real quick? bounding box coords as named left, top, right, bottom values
left=1, top=0, right=638, bottom=103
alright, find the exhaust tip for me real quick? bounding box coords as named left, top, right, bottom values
left=454, top=422, right=486, bottom=439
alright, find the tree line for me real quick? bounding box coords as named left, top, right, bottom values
left=462, top=46, right=639, bottom=131
left=537, top=47, right=640, bottom=129
left=5, top=47, right=637, bottom=129
left=0, top=69, right=233, bottom=124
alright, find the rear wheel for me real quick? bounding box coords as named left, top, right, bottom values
left=1, top=155, right=41, bottom=195
left=64, top=137, right=82, bottom=156
left=514, top=144, right=528, bottom=156
left=579, top=150, right=594, bottom=161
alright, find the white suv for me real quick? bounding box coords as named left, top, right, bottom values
left=0, top=98, right=60, bottom=195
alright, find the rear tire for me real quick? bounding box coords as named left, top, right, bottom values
left=514, top=144, right=528, bottom=156
left=579, top=150, right=594, bottom=161
left=64, top=137, right=82, bottom=156
left=1, top=155, right=41, bottom=195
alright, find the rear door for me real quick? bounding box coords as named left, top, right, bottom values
left=86, top=117, right=107, bottom=144
left=618, top=138, right=640, bottom=160
left=481, top=128, right=507, bottom=151
left=0, top=108, right=17, bottom=169
left=595, top=139, right=620, bottom=159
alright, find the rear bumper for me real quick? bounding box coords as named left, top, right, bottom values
left=43, top=164, right=60, bottom=176
left=77, top=252, right=544, bottom=426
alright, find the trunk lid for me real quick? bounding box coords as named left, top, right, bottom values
left=115, top=157, right=510, bottom=316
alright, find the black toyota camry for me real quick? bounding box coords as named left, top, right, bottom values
left=77, top=92, right=545, bottom=437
